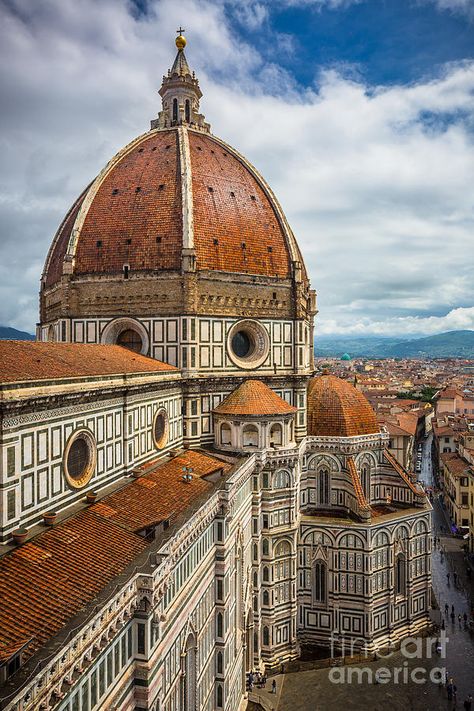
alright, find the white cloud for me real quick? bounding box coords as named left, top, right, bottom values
left=0, top=0, right=473, bottom=336
left=317, top=306, right=474, bottom=335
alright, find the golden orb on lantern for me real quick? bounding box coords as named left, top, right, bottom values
left=175, top=34, right=186, bottom=50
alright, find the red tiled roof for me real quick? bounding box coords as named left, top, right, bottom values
left=92, top=451, right=227, bottom=532
left=307, top=375, right=379, bottom=437
left=0, top=450, right=225, bottom=664
left=383, top=449, right=424, bottom=495
left=347, top=457, right=370, bottom=511
left=189, top=132, right=292, bottom=278
left=0, top=342, right=177, bottom=384
left=214, top=380, right=297, bottom=416
left=44, top=128, right=299, bottom=286
left=440, top=452, right=471, bottom=476
left=0, top=510, right=146, bottom=663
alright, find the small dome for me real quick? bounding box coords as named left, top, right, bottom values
left=307, top=374, right=379, bottom=437
left=214, top=380, right=296, bottom=416
left=341, top=353, right=351, bottom=361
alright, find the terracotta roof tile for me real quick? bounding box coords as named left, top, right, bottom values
left=214, top=380, right=296, bottom=416
left=93, top=450, right=227, bottom=532
left=440, top=452, right=471, bottom=476
left=44, top=128, right=299, bottom=286
left=347, top=457, right=370, bottom=511
left=0, top=341, right=177, bottom=384
left=307, top=375, right=379, bottom=437
left=189, top=132, right=292, bottom=278
left=383, top=449, right=424, bottom=495
left=0, top=450, right=225, bottom=664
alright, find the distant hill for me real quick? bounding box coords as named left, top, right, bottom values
left=386, top=330, right=474, bottom=358
left=0, top=326, right=35, bottom=341
left=315, top=330, right=474, bottom=359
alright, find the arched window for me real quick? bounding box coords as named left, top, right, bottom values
left=262, top=590, right=270, bottom=606
left=217, top=612, right=223, bottom=638
left=263, top=626, right=270, bottom=646
left=216, top=685, right=223, bottom=708
left=253, top=571, right=258, bottom=588
left=243, top=424, right=259, bottom=448
left=318, top=469, right=330, bottom=505
left=263, top=566, right=269, bottom=582
left=216, top=651, right=223, bottom=675
left=270, top=423, right=283, bottom=446
left=220, top=422, right=231, bottom=445
left=289, top=419, right=295, bottom=442
left=117, top=328, right=143, bottom=353
left=395, top=553, right=406, bottom=596
left=275, top=540, right=291, bottom=557
left=183, top=635, right=196, bottom=711
left=361, top=465, right=370, bottom=499
left=172, top=98, right=178, bottom=123
left=273, top=470, right=290, bottom=489
left=185, top=99, right=191, bottom=122
left=262, top=538, right=269, bottom=556
left=262, top=471, right=269, bottom=488
left=313, top=560, right=327, bottom=604
left=253, top=543, right=258, bottom=561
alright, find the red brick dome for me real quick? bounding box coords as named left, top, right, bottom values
left=43, top=128, right=304, bottom=288
left=307, top=374, right=379, bottom=438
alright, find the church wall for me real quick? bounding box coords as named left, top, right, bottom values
left=2, top=456, right=255, bottom=711
left=297, top=511, right=431, bottom=652
left=40, top=315, right=312, bottom=377
left=0, top=384, right=182, bottom=541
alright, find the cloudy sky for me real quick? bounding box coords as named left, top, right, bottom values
left=1, top=0, right=473, bottom=336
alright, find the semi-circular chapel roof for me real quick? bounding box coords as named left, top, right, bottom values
left=307, top=374, right=379, bottom=438
left=214, top=379, right=297, bottom=417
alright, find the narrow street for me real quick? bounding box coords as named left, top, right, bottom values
left=422, top=433, right=474, bottom=704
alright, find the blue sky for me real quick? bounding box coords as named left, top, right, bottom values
left=0, top=0, right=473, bottom=336
left=239, top=0, right=474, bottom=88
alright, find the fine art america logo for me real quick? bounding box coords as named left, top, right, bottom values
left=328, top=632, right=448, bottom=685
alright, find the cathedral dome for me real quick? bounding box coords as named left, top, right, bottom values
left=307, top=374, right=379, bottom=438
left=43, top=127, right=302, bottom=287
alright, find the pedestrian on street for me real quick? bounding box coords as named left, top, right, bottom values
left=464, top=694, right=472, bottom=710
left=445, top=603, right=449, bottom=616
left=272, top=679, right=277, bottom=694
left=458, top=614, right=462, bottom=627
left=448, top=680, right=455, bottom=701
left=454, top=572, right=458, bottom=585
left=447, top=573, right=451, bottom=584
left=441, top=618, right=445, bottom=630
left=452, top=605, right=455, bottom=614
left=464, top=613, right=468, bottom=626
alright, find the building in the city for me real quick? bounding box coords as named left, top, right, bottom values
left=0, top=34, right=432, bottom=711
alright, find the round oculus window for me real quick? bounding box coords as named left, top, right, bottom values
left=153, top=408, right=169, bottom=450
left=231, top=330, right=252, bottom=359
left=116, top=328, right=143, bottom=353
left=63, top=430, right=96, bottom=489
left=227, top=319, right=270, bottom=370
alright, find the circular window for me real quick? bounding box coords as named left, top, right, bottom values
left=101, top=318, right=149, bottom=355
left=63, top=430, right=96, bottom=489
left=153, top=408, right=169, bottom=449
left=231, top=331, right=252, bottom=358
left=227, top=320, right=270, bottom=370
left=116, top=329, right=143, bottom=353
